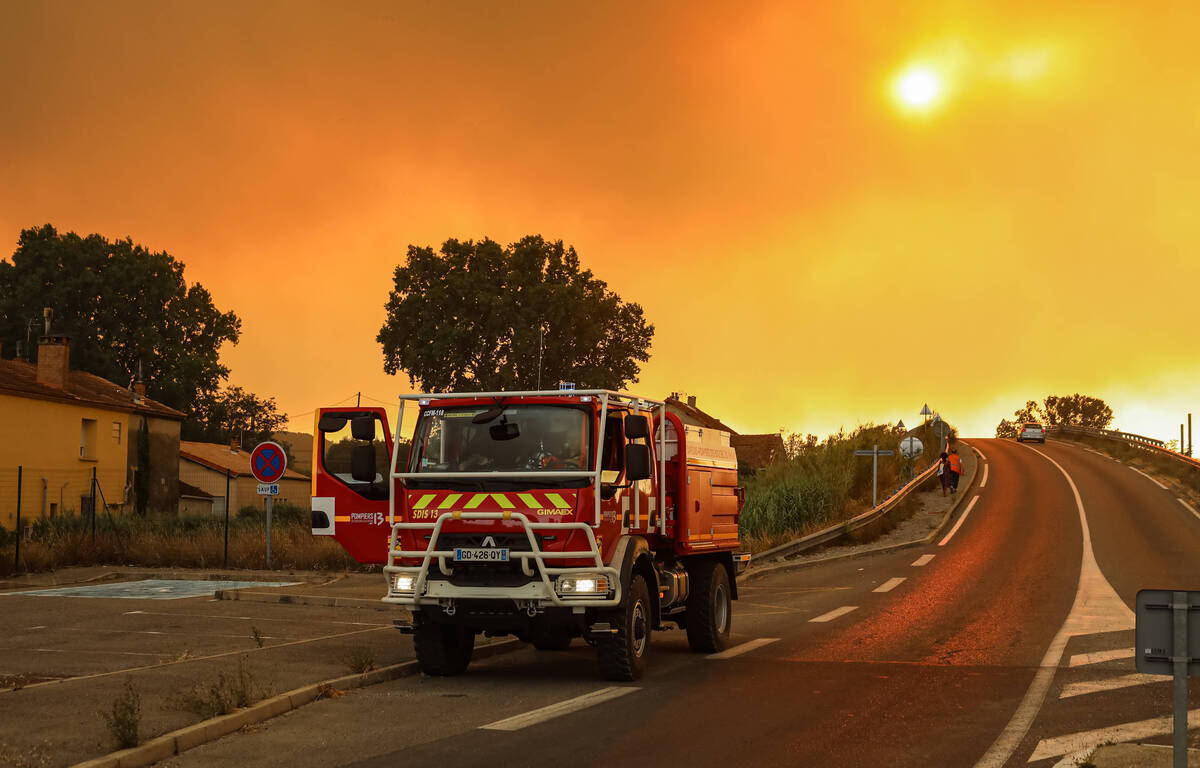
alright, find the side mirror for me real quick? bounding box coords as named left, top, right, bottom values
left=351, top=443, right=377, bottom=482
left=351, top=415, right=376, bottom=441
left=624, top=414, right=650, bottom=440
left=318, top=414, right=348, bottom=433
left=625, top=444, right=652, bottom=481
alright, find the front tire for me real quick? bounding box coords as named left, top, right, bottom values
left=596, top=574, right=651, bottom=681
left=413, top=620, right=475, bottom=676
left=686, top=560, right=732, bottom=653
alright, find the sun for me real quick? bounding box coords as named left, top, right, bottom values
left=892, top=65, right=946, bottom=113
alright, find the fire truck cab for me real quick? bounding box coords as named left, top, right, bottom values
left=311, top=389, right=746, bottom=681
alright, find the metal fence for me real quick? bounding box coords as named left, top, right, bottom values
left=1046, top=425, right=1200, bottom=471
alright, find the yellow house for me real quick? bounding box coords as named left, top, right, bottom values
left=0, top=336, right=185, bottom=530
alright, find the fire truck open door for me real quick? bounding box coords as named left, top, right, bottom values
left=310, top=407, right=394, bottom=564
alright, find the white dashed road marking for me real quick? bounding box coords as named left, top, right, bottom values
left=911, top=554, right=935, bottom=567
left=707, top=638, right=780, bottom=660
left=1129, top=465, right=1168, bottom=490
left=1067, top=648, right=1135, bottom=667
left=1028, top=708, right=1200, bottom=762
left=939, top=495, right=980, bottom=546
left=1180, top=497, right=1200, bottom=521
left=980, top=464, right=989, bottom=488
left=873, top=577, right=906, bottom=593
left=480, top=687, right=639, bottom=731
left=1058, top=672, right=1164, bottom=699
left=809, top=606, right=858, bottom=623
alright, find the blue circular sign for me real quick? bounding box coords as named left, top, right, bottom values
left=250, top=441, right=287, bottom=483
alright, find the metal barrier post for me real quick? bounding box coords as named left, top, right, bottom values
left=1172, top=591, right=1187, bottom=768
left=14, top=466, right=22, bottom=572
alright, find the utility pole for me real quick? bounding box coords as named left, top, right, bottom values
left=223, top=469, right=232, bottom=568
left=14, top=467, right=22, bottom=573
left=356, top=391, right=361, bottom=407
left=1189, top=413, right=1193, bottom=457
left=536, top=325, right=545, bottom=390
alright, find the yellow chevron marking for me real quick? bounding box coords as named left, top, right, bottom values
left=517, top=493, right=540, bottom=509
left=413, top=494, right=436, bottom=510
left=438, top=493, right=463, bottom=509
left=464, top=493, right=488, bottom=509
left=545, top=493, right=570, bottom=509
left=492, top=493, right=515, bottom=509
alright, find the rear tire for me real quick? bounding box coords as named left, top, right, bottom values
left=596, top=574, right=651, bottom=681
left=413, top=620, right=475, bottom=676
left=686, top=560, right=732, bottom=653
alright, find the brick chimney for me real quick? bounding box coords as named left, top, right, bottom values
left=133, top=360, right=146, bottom=404
left=36, top=335, right=71, bottom=389
left=229, top=437, right=240, bottom=454
left=687, top=395, right=697, bottom=408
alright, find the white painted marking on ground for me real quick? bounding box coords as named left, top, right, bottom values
left=809, top=605, right=858, bottom=623
left=1128, top=465, right=1168, bottom=490
left=480, top=687, right=639, bottom=731
left=1051, top=749, right=1095, bottom=768
left=873, top=577, right=906, bottom=593
left=1058, top=673, right=1164, bottom=699
left=911, top=554, right=935, bottom=567
left=1067, top=647, right=1135, bottom=667
left=708, top=638, right=780, bottom=660
left=1028, top=708, right=1200, bottom=762
left=979, top=464, right=989, bottom=488
left=974, top=446, right=988, bottom=462
left=973, top=446, right=1135, bottom=768
left=938, top=495, right=980, bottom=546
left=1180, top=498, right=1200, bottom=521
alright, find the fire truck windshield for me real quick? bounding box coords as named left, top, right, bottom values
left=408, top=405, right=593, bottom=489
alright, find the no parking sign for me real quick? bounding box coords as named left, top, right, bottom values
left=250, top=441, right=287, bottom=486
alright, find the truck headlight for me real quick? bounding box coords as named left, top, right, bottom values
left=556, top=574, right=610, bottom=596
left=393, top=574, right=416, bottom=594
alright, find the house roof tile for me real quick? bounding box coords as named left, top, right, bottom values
left=0, top=358, right=185, bottom=420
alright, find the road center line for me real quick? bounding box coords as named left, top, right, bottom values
left=974, top=445, right=1134, bottom=768
left=911, top=554, right=935, bottom=567
left=1179, top=497, right=1200, bottom=521
left=938, top=495, right=980, bottom=546
left=1129, top=465, right=1168, bottom=490
left=708, top=637, right=780, bottom=660
left=809, top=606, right=858, bottom=623
left=1067, top=648, right=1135, bottom=667
left=873, top=577, right=906, bottom=593
left=480, top=687, right=639, bottom=731
left=979, top=464, right=989, bottom=488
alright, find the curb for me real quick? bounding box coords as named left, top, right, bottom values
left=69, top=638, right=520, bottom=768
left=743, top=442, right=983, bottom=582
left=214, top=588, right=400, bottom=613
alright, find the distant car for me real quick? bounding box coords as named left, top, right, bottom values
left=1017, top=422, right=1045, bottom=443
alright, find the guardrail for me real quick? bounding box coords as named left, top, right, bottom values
left=1047, top=424, right=1200, bottom=470
left=751, top=455, right=943, bottom=563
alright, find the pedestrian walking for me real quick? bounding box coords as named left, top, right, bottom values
left=938, top=451, right=950, bottom=496
left=947, top=447, right=962, bottom=493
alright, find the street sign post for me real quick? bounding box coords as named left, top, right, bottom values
left=854, top=445, right=896, bottom=508
left=899, top=436, right=924, bottom=481
left=250, top=441, right=288, bottom=568
left=1136, top=589, right=1200, bottom=768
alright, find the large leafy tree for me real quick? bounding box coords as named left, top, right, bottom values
left=184, top=386, right=288, bottom=447
left=0, top=225, right=241, bottom=412
left=377, top=236, right=654, bottom=391
left=995, top=393, right=1114, bottom=437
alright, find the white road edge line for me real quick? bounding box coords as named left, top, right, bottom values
left=873, top=577, right=906, bottom=593
left=809, top=606, right=858, bottom=623
left=1029, top=708, right=1200, bottom=762
left=1129, top=465, right=1168, bottom=490
left=1180, top=497, right=1200, bottom=521
left=1058, top=673, right=1164, bottom=699
left=1067, top=648, right=1135, bottom=667
left=938, top=495, right=980, bottom=546
left=480, top=686, right=639, bottom=731
left=708, top=637, right=780, bottom=660
left=975, top=446, right=989, bottom=462
left=980, top=464, right=989, bottom=488
left=973, top=445, right=1134, bottom=768
left=911, top=554, right=935, bottom=567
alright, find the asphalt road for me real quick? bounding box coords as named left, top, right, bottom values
left=159, top=437, right=1200, bottom=768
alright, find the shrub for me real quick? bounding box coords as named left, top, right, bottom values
left=100, top=677, right=140, bottom=749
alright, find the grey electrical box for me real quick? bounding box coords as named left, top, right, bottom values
left=1135, top=589, right=1200, bottom=676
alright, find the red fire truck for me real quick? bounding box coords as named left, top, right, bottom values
left=311, top=389, right=747, bottom=681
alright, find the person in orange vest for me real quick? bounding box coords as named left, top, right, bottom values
left=947, top=447, right=963, bottom=493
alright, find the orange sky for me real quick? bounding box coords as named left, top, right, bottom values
left=2, top=1, right=1198, bottom=443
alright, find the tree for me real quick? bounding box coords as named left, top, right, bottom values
left=995, top=418, right=1018, bottom=439
left=995, top=393, right=1114, bottom=437
left=184, top=386, right=288, bottom=447
left=0, top=225, right=241, bottom=412
left=377, top=235, right=654, bottom=391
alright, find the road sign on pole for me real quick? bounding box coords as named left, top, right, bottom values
left=854, top=445, right=896, bottom=508
left=250, top=441, right=288, bottom=569
left=1136, top=589, right=1200, bottom=768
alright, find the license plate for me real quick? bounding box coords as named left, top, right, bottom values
left=454, top=548, right=510, bottom=563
